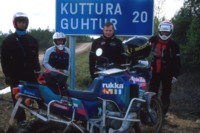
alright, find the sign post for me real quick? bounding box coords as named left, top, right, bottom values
left=69, top=36, right=76, bottom=90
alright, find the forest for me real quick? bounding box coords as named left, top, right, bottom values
left=0, top=0, right=199, bottom=66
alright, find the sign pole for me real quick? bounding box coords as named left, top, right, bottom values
left=69, top=36, right=76, bottom=89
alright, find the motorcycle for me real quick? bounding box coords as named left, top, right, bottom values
left=7, top=36, right=163, bottom=133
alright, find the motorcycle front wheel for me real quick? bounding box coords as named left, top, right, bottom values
left=139, top=96, right=163, bottom=133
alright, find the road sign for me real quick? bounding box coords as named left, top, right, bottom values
left=56, top=0, right=154, bottom=36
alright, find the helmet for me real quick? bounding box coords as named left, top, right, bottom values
left=158, top=21, right=173, bottom=40
left=123, top=36, right=151, bottom=60
left=13, top=12, right=29, bottom=30
left=53, top=32, right=66, bottom=50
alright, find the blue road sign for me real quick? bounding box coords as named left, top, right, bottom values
left=56, top=0, right=154, bottom=36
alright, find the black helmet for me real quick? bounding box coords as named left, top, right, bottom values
left=123, top=36, right=151, bottom=60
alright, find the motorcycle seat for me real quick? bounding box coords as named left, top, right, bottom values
left=64, top=78, right=102, bottom=101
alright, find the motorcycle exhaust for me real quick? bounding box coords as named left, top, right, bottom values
left=108, top=113, right=137, bottom=133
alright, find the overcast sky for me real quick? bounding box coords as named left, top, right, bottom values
left=0, top=0, right=184, bottom=34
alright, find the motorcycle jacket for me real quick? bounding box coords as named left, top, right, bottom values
left=149, top=36, right=181, bottom=77
left=89, top=35, right=125, bottom=79
left=1, top=33, right=41, bottom=84
left=43, top=46, right=70, bottom=75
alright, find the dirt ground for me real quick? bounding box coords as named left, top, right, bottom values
left=0, top=77, right=200, bottom=133
left=0, top=94, right=200, bottom=133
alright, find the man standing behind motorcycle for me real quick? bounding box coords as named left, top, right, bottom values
left=149, top=20, right=181, bottom=116
left=89, top=22, right=125, bottom=80
left=43, top=32, right=70, bottom=75
left=1, top=12, right=41, bottom=123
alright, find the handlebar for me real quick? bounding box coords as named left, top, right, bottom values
left=95, top=60, right=149, bottom=70
left=138, top=60, right=149, bottom=66
left=95, top=63, right=120, bottom=71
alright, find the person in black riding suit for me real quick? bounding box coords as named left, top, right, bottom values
left=1, top=12, right=41, bottom=123
left=89, top=22, right=126, bottom=80
left=149, top=20, right=181, bottom=116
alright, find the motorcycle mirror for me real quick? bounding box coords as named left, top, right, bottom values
left=96, top=48, right=103, bottom=56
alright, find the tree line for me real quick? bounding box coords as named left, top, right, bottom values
left=172, top=0, right=200, bottom=65
left=0, top=28, right=92, bottom=51
left=0, top=0, right=199, bottom=66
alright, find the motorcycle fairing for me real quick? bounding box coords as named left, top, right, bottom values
left=100, top=72, right=131, bottom=112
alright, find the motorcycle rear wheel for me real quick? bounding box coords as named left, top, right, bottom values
left=22, top=120, right=66, bottom=133
left=15, top=120, right=80, bottom=133
left=139, top=96, right=163, bottom=133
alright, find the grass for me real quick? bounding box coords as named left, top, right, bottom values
left=75, top=50, right=92, bottom=89
left=169, top=65, right=200, bottom=120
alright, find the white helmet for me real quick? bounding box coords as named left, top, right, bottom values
left=158, top=21, right=173, bottom=40
left=53, top=32, right=66, bottom=50
left=13, top=12, right=29, bottom=30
